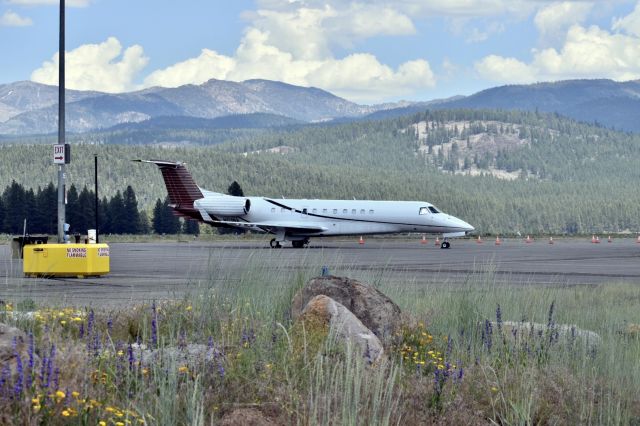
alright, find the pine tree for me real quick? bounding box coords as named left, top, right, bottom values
left=183, top=218, right=200, bottom=236
left=227, top=181, right=244, bottom=196
left=163, top=197, right=181, bottom=234
left=35, top=183, right=57, bottom=235
left=122, top=185, right=141, bottom=234
left=66, top=184, right=80, bottom=234
left=3, top=180, right=26, bottom=234
left=0, top=196, right=4, bottom=234
left=152, top=198, right=165, bottom=234
left=108, top=191, right=126, bottom=234
left=77, top=186, right=96, bottom=234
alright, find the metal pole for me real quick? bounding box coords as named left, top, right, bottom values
left=95, top=154, right=99, bottom=243
left=57, top=0, right=66, bottom=243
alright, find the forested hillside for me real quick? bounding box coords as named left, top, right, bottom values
left=1, top=109, right=638, bottom=234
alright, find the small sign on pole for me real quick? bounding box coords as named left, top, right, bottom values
left=53, top=143, right=70, bottom=164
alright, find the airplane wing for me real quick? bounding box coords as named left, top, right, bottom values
left=207, top=220, right=327, bottom=234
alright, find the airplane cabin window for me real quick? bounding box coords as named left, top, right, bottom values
left=312, top=208, right=317, bottom=214
left=351, top=209, right=356, bottom=214
left=428, top=206, right=440, bottom=214
left=271, top=208, right=276, bottom=213
left=369, top=210, right=374, bottom=215
left=333, top=209, right=338, bottom=214
left=360, top=209, right=365, bottom=215
left=323, top=209, right=328, bottom=214
left=419, top=207, right=428, bottom=215
left=302, top=208, right=308, bottom=214
left=343, top=209, right=348, bottom=214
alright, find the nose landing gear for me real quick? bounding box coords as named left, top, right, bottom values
left=440, top=239, right=451, bottom=249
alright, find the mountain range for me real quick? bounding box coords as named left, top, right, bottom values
left=1, top=78, right=640, bottom=136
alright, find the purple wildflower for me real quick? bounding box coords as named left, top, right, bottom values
left=496, top=304, right=503, bottom=334
left=0, top=365, right=10, bottom=397
left=79, top=322, right=84, bottom=339
left=44, top=344, right=56, bottom=389
left=128, top=344, right=135, bottom=371
left=107, top=316, right=113, bottom=334
left=547, top=301, right=555, bottom=329
left=14, top=352, right=23, bottom=398
left=53, top=367, right=60, bottom=390
left=151, top=302, right=158, bottom=347
left=445, top=335, right=452, bottom=358
left=483, top=320, right=493, bottom=352
left=87, top=309, right=95, bottom=337
left=27, top=333, right=34, bottom=388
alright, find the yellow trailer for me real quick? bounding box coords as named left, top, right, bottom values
left=23, top=243, right=110, bottom=278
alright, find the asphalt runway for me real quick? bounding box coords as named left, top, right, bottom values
left=1, top=237, right=639, bottom=306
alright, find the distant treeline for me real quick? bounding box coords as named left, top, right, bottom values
left=0, top=181, right=199, bottom=236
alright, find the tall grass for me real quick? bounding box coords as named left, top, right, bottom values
left=0, top=253, right=638, bottom=424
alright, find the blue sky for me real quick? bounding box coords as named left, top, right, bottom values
left=1, top=0, right=639, bottom=104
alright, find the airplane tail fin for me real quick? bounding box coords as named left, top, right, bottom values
left=134, top=159, right=203, bottom=208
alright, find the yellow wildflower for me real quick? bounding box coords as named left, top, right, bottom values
left=99, top=422, right=107, bottom=426
left=106, top=406, right=116, bottom=413
left=71, top=391, right=80, bottom=398
left=116, top=422, right=125, bottom=426
left=55, top=390, right=66, bottom=400
left=178, top=366, right=189, bottom=373
left=73, top=316, right=83, bottom=322
left=60, top=320, right=67, bottom=325
left=491, top=386, right=499, bottom=393
left=437, top=364, right=444, bottom=369
left=117, top=350, right=124, bottom=356
left=186, top=305, right=192, bottom=311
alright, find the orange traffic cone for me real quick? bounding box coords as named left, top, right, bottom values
left=421, top=234, right=427, bottom=244
left=525, top=235, right=532, bottom=243
left=549, top=236, right=554, bottom=244
left=595, top=236, right=600, bottom=244
left=477, top=235, right=483, bottom=244
left=435, top=236, right=440, bottom=246
left=637, top=235, right=640, bottom=244
left=359, top=236, right=364, bottom=245
left=608, top=235, right=612, bottom=243
left=591, top=235, right=597, bottom=243
left=495, top=236, right=501, bottom=246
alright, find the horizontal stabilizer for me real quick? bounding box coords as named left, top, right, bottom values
left=134, top=159, right=203, bottom=206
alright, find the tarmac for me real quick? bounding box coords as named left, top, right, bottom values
left=1, top=237, right=639, bottom=306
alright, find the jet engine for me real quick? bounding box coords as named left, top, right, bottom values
left=194, top=196, right=251, bottom=217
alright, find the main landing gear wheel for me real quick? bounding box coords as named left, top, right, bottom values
left=440, top=241, right=451, bottom=249
left=291, top=239, right=309, bottom=248
left=270, top=238, right=282, bottom=248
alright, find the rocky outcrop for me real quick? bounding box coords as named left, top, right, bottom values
left=300, top=295, right=384, bottom=363
left=292, top=276, right=402, bottom=345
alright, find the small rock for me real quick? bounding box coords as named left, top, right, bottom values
left=292, top=276, right=401, bottom=345
left=301, top=295, right=384, bottom=363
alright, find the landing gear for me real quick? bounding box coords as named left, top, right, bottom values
left=291, top=239, right=309, bottom=249
left=440, top=240, right=451, bottom=249
left=270, top=238, right=282, bottom=248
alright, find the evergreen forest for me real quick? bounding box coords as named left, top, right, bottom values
left=1, top=109, right=639, bottom=235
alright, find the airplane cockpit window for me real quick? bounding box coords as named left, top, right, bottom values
left=419, top=207, right=428, bottom=215
left=428, top=206, right=440, bottom=214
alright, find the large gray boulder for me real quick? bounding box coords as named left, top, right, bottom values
left=291, top=276, right=401, bottom=345
left=301, top=295, right=384, bottom=363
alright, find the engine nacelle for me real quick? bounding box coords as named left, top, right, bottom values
left=194, top=196, right=251, bottom=217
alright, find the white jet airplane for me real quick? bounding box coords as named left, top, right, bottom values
left=136, top=160, right=474, bottom=248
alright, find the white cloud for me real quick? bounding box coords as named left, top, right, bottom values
left=613, top=1, right=640, bottom=37
left=534, top=2, right=593, bottom=43
left=475, top=55, right=537, bottom=84
left=0, top=10, right=33, bottom=26
left=31, top=37, right=148, bottom=92
left=144, top=49, right=236, bottom=88
left=7, top=0, right=90, bottom=7
left=476, top=23, right=640, bottom=83
left=143, top=28, right=434, bottom=103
